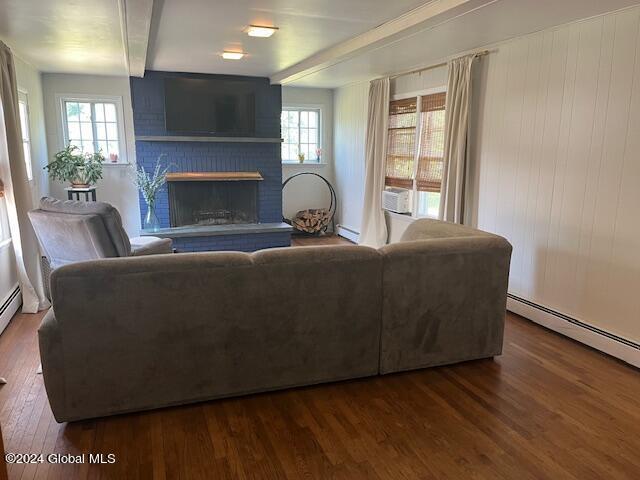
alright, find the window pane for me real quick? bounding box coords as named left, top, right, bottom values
left=309, top=128, right=318, bottom=144
left=300, top=111, right=308, bottom=128
left=385, top=97, right=417, bottom=189
left=287, top=111, right=297, bottom=125
left=23, top=142, right=33, bottom=181
left=19, top=102, right=29, bottom=140
left=300, top=129, right=309, bottom=144
left=416, top=93, right=446, bottom=193
left=66, top=102, right=80, bottom=121
left=95, top=123, right=106, bottom=140
left=104, top=103, right=117, bottom=122
left=67, top=122, right=81, bottom=140
left=309, top=111, right=318, bottom=128
left=417, top=191, right=441, bottom=218
left=281, top=111, right=288, bottom=128
left=106, top=123, right=118, bottom=140
left=94, top=103, right=105, bottom=122
left=78, top=103, right=91, bottom=122
left=0, top=197, right=11, bottom=242
left=82, top=141, right=95, bottom=154
left=80, top=122, right=93, bottom=140
left=97, top=140, right=108, bottom=154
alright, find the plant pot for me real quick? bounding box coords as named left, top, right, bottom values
left=70, top=167, right=90, bottom=188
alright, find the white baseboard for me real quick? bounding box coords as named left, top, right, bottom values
left=507, top=295, right=640, bottom=369
left=0, top=285, right=21, bottom=336
left=336, top=225, right=359, bottom=243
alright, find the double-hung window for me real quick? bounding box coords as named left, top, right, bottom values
left=18, top=92, right=33, bottom=182
left=281, top=108, right=321, bottom=163
left=385, top=91, right=446, bottom=218
left=60, top=97, right=126, bottom=163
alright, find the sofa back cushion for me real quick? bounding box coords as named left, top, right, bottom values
left=42, top=245, right=383, bottom=421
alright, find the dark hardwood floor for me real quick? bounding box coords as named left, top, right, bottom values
left=291, top=234, right=354, bottom=247
left=0, top=235, right=638, bottom=479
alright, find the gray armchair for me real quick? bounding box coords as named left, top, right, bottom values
left=28, top=198, right=172, bottom=293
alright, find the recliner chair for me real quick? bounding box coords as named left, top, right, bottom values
left=28, top=197, right=172, bottom=295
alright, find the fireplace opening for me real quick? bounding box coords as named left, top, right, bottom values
left=168, top=179, right=258, bottom=227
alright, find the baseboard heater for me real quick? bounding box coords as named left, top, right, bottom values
left=0, top=285, right=21, bottom=335
left=507, top=293, right=639, bottom=368
left=336, top=225, right=359, bottom=243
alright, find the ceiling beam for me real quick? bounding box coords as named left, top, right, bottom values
left=270, top=0, right=482, bottom=85
left=118, top=0, right=154, bottom=77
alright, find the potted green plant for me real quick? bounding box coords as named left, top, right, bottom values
left=45, top=145, right=104, bottom=188
left=132, top=154, right=170, bottom=232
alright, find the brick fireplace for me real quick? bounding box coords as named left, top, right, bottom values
left=130, top=71, right=292, bottom=252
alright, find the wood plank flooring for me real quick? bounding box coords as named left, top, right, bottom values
left=0, top=235, right=638, bottom=479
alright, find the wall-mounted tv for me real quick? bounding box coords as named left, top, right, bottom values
left=164, top=78, right=256, bottom=135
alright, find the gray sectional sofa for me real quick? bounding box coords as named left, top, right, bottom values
left=38, top=219, right=512, bottom=422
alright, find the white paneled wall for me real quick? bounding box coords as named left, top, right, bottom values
left=333, top=82, right=368, bottom=232
left=473, top=6, right=640, bottom=343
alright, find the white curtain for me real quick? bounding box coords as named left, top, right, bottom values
left=0, top=41, right=49, bottom=313
left=359, top=78, right=390, bottom=247
left=439, top=54, right=475, bottom=224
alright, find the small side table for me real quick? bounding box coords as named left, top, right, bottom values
left=66, top=186, right=96, bottom=202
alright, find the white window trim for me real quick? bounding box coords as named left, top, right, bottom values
left=388, top=86, right=446, bottom=220
left=56, top=93, right=129, bottom=165
left=17, top=89, right=34, bottom=183
left=281, top=104, right=323, bottom=164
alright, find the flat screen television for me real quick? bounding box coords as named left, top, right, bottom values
left=164, top=78, right=256, bottom=135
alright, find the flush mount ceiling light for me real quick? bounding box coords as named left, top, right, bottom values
left=246, top=25, right=278, bottom=38
left=222, top=51, right=245, bottom=60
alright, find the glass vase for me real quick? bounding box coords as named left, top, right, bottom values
left=143, top=202, right=160, bottom=232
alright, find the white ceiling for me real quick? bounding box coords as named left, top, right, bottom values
left=147, top=0, right=430, bottom=76
left=1, top=0, right=639, bottom=87
left=282, top=0, right=640, bottom=87
left=0, top=0, right=127, bottom=75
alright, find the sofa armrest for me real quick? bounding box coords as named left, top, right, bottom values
left=130, top=236, right=173, bottom=256
left=379, top=235, right=512, bottom=374
left=37, top=309, right=66, bottom=422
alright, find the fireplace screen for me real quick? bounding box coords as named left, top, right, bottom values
left=168, top=181, right=258, bottom=227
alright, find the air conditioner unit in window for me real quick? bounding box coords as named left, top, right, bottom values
left=383, top=188, right=411, bottom=214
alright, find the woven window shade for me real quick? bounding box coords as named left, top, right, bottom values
left=385, top=98, right=417, bottom=189
left=417, top=93, right=446, bottom=192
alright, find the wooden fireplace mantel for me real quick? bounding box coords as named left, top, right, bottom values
left=166, top=172, right=264, bottom=182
